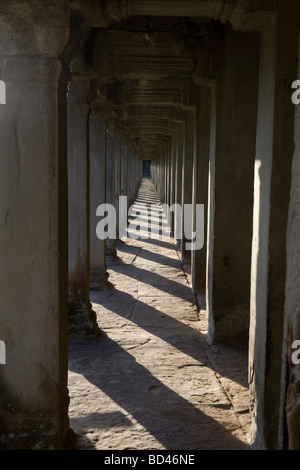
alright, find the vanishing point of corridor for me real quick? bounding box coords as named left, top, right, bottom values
left=68, top=179, right=250, bottom=450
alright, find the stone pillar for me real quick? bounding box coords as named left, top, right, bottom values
left=114, top=135, right=121, bottom=237
left=169, top=131, right=177, bottom=234
left=165, top=143, right=169, bottom=205
left=106, top=124, right=117, bottom=257
left=68, top=78, right=99, bottom=335
left=89, top=101, right=109, bottom=286
left=174, top=122, right=184, bottom=246
left=181, top=110, right=196, bottom=264
left=0, top=14, right=70, bottom=448
left=160, top=151, right=165, bottom=204
left=121, top=142, right=128, bottom=197
left=284, top=66, right=300, bottom=450
left=207, top=31, right=259, bottom=343
left=249, top=4, right=300, bottom=449
left=127, top=147, right=134, bottom=205
left=166, top=138, right=171, bottom=207
left=191, top=86, right=211, bottom=297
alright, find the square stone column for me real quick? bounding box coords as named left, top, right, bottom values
left=166, top=137, right=172, bottom=208
left=207, top=31, right=260, bottom=343
left=0, top=56, right=70, bottom=449
left=181, top=110, right=196, bottom=264
left=191, top=85, right=212, bottom=297
left=89, top=102, right=110, bottom=286
left=174, top=122, right=185, bottom=247
left=106, top=126, right=117, bottom=257
left=127, top=147, right=134, bottom=205
left=249, top=4, right=300, bottom=449
left=284, top=76, right=300, bottom=449
left=121, top=142, right=128, bottom=198
left=169, top=131, right=178, bottom=234
left=114, top=135, right=121, bottom=237
left=67, top=79, right=99, bottom=335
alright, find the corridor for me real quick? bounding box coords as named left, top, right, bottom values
left=1, top=1, right=300, bottom=450
left=68, top=179, right=250, bottom=450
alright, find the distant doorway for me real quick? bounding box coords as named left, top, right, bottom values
left=143, top=160, right=151, bottom=178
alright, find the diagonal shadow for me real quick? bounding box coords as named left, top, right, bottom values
left=68, top=334, right=247, bottom=450
left=139, top=237, right=177, bottom=250
left=90, top=288, right=247, bottom=389
left=117, top=243, right=182, bottom=269
left=109, top=262, right=193, bottom=303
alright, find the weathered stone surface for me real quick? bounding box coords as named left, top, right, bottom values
left=0, top=55, right=70, bottom=449
left=0, top=1, right=70, bottom=56
left=283, top=29, right=300, bottom=450
left=68, top=78, right=99, bottom=336
left=249, top=3, right=300, bottom=449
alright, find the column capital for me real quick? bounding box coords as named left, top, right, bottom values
left=0, top=57, right=69, bottom=85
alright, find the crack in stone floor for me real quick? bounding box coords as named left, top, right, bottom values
left=68, top=178, right=250, bottom=450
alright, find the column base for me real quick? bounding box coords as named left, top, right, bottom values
left=106, top=239, right=118, bottom=260
left=68, top=303, right=100, bottom=336
left=90, top=269, right=109, bottom=290
left=209, top=304, right=250, bottom=344
left=0, top=397, right=69, bottom=450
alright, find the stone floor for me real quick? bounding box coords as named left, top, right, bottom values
left=67, top=179, right=250, bottom=450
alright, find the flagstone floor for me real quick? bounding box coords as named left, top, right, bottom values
left=67, top=179, right=250, bottom=450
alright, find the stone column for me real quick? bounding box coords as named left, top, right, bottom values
left=160, top=151, right=164, bottom=201
left=249, top=4, right=300, bottom=450
left=284, top=70, right=300, bottom=450
left=134, top=151, right=142, bottom=197
left=114, top=134, right=121, bottom=237
left=207, top=31, right=259, bottom=343
left=68, top=78, right=99, bottom=335
left=106, top=124, right=117, bottom=257
left=181, top=110, right=196, bottom=264
left=169, top=131, right=177, bottom=234
left=164, top=143, right=169, bottom=205
left=0, top=11, right=70, bottom=448
left=121, top=141, right=128, bottom=198
left=127, top=146, right=134, bottom=205
left=89, top=101, right=110, bottom=286
left=191, top=86, right=211, bottom=298
left=166, top=138, right=171, bottom=207
left=174, top=122, right=184, bottom=247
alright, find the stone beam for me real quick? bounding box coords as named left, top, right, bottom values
left=93, top=30, right=194, bottom=82
left=72, top=0, right=277, bottom=32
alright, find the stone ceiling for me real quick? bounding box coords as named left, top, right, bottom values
left=67, top=0, right=277, bottom=160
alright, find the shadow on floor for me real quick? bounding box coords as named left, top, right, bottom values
left=90, top=287, right=247, bottom=390
left=68, top=333, right=248, bottom=450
